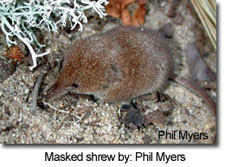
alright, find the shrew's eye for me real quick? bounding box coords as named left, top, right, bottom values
left=72, top=83, right=79, bottom=88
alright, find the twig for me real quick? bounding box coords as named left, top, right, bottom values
left=31, top=72, right=44, bottom=113
left=41, top=101, right=81, bottom=120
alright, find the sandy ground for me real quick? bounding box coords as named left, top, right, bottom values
left=0, top=1, right=216, bottom=144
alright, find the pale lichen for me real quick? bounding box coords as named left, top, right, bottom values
left=0, top=0, right=108, bottom=70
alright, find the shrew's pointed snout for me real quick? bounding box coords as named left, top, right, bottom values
left=43, top=83, right=67, bottom=101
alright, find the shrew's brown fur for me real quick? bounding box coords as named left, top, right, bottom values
left=44, top=26, right=173, bottom=102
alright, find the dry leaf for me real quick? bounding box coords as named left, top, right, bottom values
left=132, top=0, right=146, bottom=26
left=4, top=45, right=24, bottom=62
left=120, top=104, right=145, bottom=129
left=106, top=0, right=147, bottom=26
left=106, top=0, right=121, bottom=18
